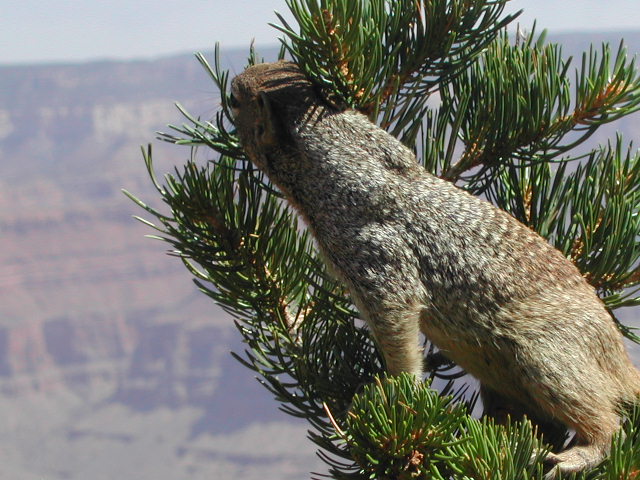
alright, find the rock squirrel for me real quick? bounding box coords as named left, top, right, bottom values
left=230, top=61, right=640, bottom=475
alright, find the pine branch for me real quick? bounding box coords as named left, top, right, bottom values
left=274, top=0, right=518, bottom=119
left=125, top=145, right=391, bottom=472
left=156, top=45, right=243, bottom=158
left=436, top=30, right=640, bottom=184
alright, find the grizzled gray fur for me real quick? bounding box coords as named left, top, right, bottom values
left=230, top=61, right=640, bottom=476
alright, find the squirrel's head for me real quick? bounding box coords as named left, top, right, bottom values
left=230, top=61, right=321, bottom=170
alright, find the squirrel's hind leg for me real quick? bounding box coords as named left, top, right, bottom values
left=543, top=415, right=616, bottom=478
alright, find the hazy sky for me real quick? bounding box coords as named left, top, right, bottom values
left=3, top=0, right=640, bottom=64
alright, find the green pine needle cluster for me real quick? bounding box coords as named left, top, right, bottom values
left=437, top=33, right=640, bottom=183
left=275, top=0, right=516, bottom=122
left=344, top=374, right=470, bottom=480
left=125, top=0, right=640, bottom=478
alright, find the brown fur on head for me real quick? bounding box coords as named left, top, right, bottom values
left=230, top=61, right=323, bottom=171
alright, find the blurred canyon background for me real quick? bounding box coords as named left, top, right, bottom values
left=0, top=32, right=639, bottom=479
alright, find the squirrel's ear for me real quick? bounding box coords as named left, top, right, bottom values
left=256, top=91, right=279, bottom=147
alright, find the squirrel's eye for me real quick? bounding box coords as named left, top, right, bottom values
left=229, top=92, right=240, bottom=109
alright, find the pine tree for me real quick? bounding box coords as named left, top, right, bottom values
left=125, top=1, right=640, bottom=478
